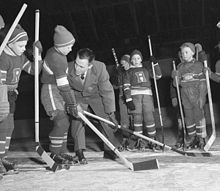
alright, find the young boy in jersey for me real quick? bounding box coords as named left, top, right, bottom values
left=117, top=55, right=131, bottom=148
left=123, top=49, right=162, bottom=151
left=172, top=42, right=207, bottom=150
left=0, top=24, right=43, bottom=175
left=41, top=25, right=80, bottom=165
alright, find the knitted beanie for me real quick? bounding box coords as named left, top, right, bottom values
left=8, top=24, right=28, bottom=44
left=130, top=49, right=143, bottom=60
left=180, top=42, right=195, bottom=53
left=0, top=15, right=5, bottom=29
left=120, top=54, right=130, bottom=63
left=53, top=25, right=75, bottom=47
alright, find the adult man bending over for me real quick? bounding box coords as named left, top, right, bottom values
left=67, top=48, right=122, bottom=164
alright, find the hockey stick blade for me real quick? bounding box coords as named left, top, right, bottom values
left=171, top=147, right=212, bottom=157
left=132, top=158, right=160, bottom=171
left=204, top=134, right=216, bottom=152
left=36, top=144, right=60, bottom=172
left=78, top=112, right=159, bottom=171
left=83, top=111, right=212, bottom=157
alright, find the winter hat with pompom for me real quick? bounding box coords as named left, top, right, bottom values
left=8, top=24, right=28, bottom=44
left=53, top=25, right=75, bottom=47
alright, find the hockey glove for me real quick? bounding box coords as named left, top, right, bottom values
left=0, top=85, right=9, bottom=121
left=171, top=97, right=178, bottom=107
left=126, top=100, right=135, bottom=111
left=198, top=50, right=207, bottom=63
left=171, top=70, right=179, bottom=79
left=204, top=67, right=211, bottom=77
left=149, top=56, right=157, bottom=65
left=66, top=104, right=83, bottom=118
left=33, top=40, right=43, bottom=54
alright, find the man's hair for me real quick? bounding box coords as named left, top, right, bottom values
left=77, top=48, right=95, bottom=63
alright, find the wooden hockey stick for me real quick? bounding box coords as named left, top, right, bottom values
left=111, top=48, right=120, bottom=67
left=0, top=3, right=27, bottom=55
left=173, top=61, right=187, bottom=150
left=204, top=60, right=216, bottom=151
left=195, top=43, right=207, bottom=138
left=78, top=112, right=159, bottom=171
left=147, top=35, right=164, bottom=144
left=34, top=10, right=60, bottom=172
left=83, top=111, right=212, bottom=157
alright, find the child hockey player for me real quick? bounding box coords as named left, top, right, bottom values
left=118, top=55, right=131, bottom=147
left=0, top=24, right=43, bottom=175
left=172, top=42, right=207, bottom=150
left=123, top=49, right=162, bottom=151
left=40, top=25, right=79, bottom=165
left=118, top=55, right=131, bottom=131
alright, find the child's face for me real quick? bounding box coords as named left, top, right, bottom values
left=131, top=54, right=142, bottom=66
left=58, top=44, right=73, bottom=55
left=120, top=60, right=130, bottom=71
left=9, top=41, right=27, bottom=56
left=181, top=47, right=194, bottom=62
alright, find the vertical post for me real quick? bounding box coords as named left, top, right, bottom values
left=35, top=10, right=40, bottom=143
left=147, top=35, right=164, bottom=144
left=112, top=48, right=119, bottom=67
left=204, top=60, right=216, bottom=151
left=173, top=61, right=186, bottom=150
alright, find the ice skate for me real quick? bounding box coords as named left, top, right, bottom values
left=1, top=158, right=19, bottom=174
left=50, top=153, right=72, bottom=165
left=186, top=135, right=198, bottom=149
left=0, top=159, right=6, bottom=175
left=197, top=137, right=206, bottom=150
left=148, top=138, right=162, bottom=151
left=76, top=150, right=88, bottom=165
left=60, top=153, right=79, bottom=165
left=137, top=139, right=150, bottom=151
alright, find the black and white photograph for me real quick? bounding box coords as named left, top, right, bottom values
left=1, top=0, right=220, bottom=190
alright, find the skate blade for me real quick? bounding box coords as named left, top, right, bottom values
left=4, top=170, right=19, bottom=175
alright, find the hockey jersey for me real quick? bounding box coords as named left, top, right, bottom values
left=41, top=47, right=71, bottom=92
left=0, top=45, right=42, bottom=90
left=123, top=63, right=162, bottom=102
left=177, top=59, right=205, bottom=88
left=41, top=47, right=76, bottom=105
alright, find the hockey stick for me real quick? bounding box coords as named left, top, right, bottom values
left=204, top=60, right=216, bottom=151
left=78, top=112, right=159, bottom=171
left=147, top=35, right=164, bottom=144
left=83, top=111, right=212, bottom=157
left=34, top=10, right=60, bottom=172
left=195, top=43, right=202, bottom=61
left=173, top=61, right=187, bottom=150
left=195, top=43, right=207, bottom=138
left=111, top=48, right=120, bottom=67
left=0, top=4, right=27, bottom=55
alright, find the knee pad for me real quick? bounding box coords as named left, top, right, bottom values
left=143, top=111, right=154, bottom=124
left=53, top=110, right=70, bottom=131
